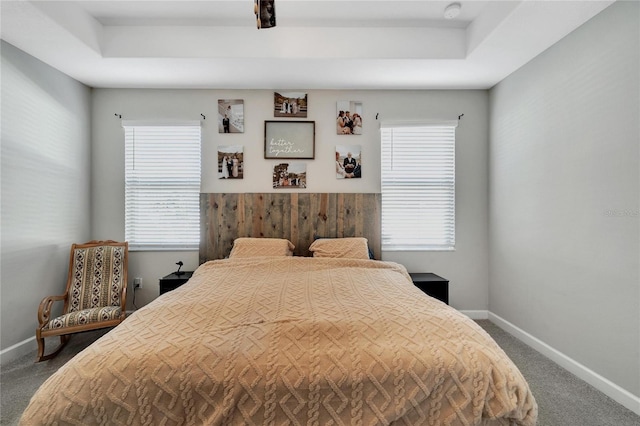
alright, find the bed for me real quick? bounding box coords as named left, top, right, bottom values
left=21, top=193, right=537, bottom=425
left=21, top=245, right=536, bottom=424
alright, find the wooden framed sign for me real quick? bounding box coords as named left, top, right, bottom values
left=264, top=121, right=315, bottom=159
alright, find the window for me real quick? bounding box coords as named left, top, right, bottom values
left=380, top=121, right=456, bottom=251
left=124, top=122, right=201, bottom=250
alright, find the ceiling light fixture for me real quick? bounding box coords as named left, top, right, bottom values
left=255, top=0, right=276, bottom=29
left=444, top=2, right=462, bottom=20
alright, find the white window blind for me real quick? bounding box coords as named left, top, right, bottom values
left=380, top=121, right=456, bottom=251
left=124, top=122, right=201, bottom=251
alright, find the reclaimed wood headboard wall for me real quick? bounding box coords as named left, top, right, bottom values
left=199, top=193, right=381, bottom=263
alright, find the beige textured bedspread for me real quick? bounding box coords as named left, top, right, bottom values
left=21, top=257, right=537, bottom=425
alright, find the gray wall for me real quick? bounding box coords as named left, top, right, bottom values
left=91, top=89, right=489, bottom=311
left=489, top=0, right=639, bottom=397
left=1, top=42, right=92, bottom=359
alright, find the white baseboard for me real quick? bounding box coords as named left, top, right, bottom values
left=488, top=312, right=640, bottom=416
left=459, top=310, right=489, bottom=320
left=0, top=336, right=36, bottom=366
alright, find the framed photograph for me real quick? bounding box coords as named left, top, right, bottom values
left=336, top=100, right=363, bottom=135
left=274, top=92, right=308, bottom=118
left=218, top=145, right=244, bottom=179
left=218, top=99, right=244, bottom=133
left=336, top=145, right=362, bottom=179
left=273, top=163, right=307, bottom=189
left=264, top=120, right=315, bottom=159
left=255, top=0, right=276, bottom=29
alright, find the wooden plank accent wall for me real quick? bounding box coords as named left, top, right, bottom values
left=200, top=193, right=381, bottom=263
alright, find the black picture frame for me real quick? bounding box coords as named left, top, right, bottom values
left=264, top=121, right=315, bottom=159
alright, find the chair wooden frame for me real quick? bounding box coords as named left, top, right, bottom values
left=35, top=240, right=128, bottom=362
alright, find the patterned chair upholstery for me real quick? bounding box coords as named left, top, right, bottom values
left=36, top=240, right=128, bottom=362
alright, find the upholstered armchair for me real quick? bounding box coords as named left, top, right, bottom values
left=35, top=240, right=128, bottom=362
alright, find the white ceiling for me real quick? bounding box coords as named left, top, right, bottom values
left=1, top=0, right=615, bottom=90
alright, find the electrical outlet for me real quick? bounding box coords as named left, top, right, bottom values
left=133, top=277, right=142, bottom=289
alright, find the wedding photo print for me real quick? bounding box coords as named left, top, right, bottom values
left=255, top=0, right=276, bottom=29
left=273, top=163, right=306, bottom=189
left=336, top=101, right=362, bottom=135
left=218, top=145, right=244, bottom=179
left=274, top=92, right=308, bottom=118
left=336, top=145, right=362, bottom=179
left=218, top=99, right=244, bottom=133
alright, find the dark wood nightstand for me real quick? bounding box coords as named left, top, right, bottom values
left=159, top=271, right=194, bottom=295
left=409, top=272, right=449, bottom=305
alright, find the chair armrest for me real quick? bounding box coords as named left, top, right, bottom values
left=120, top=284, right=128, bottom=318
left=37, top=294, right=67, bottom=327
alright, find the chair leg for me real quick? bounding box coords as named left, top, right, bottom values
left=36, top=334, right=71, bottom=362
left=36, top=334, right=45, bottom=362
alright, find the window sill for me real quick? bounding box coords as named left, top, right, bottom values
left=382, top=247, right=455, bottom=252
left=129, top=246, right=199, bottom=252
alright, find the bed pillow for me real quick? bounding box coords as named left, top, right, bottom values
left=229, top=238, right=295, bottom=258
left=308, top=237, right=370, bottom=260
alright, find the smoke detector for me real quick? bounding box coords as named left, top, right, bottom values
left=444, top=3, right=462, bottom=19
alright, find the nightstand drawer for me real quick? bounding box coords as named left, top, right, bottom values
left=159, top=271, right=194, bottom=295
left=409, top=272, right=449, bottom=305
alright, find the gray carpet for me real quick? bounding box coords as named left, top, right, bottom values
left=1, top=321, right=639, bottom=425
left=476, top=320, right=639, bottom=426
left=1, top=329, right=111, bottom=426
